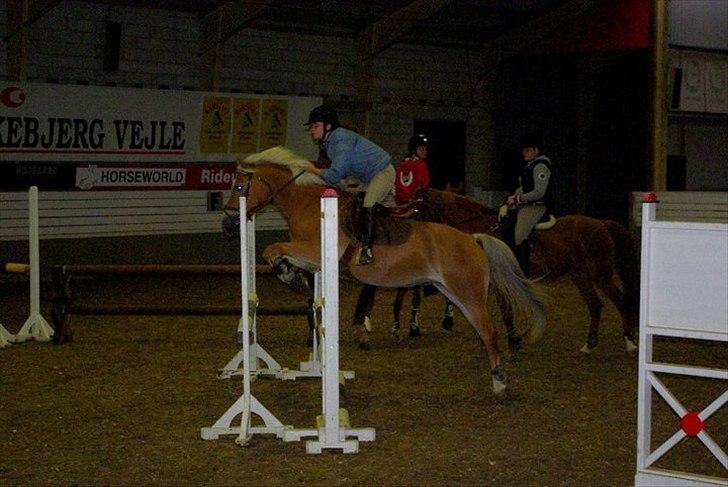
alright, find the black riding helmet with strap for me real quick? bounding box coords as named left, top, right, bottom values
left=304, top=105, right=340, bottom=144
left=408, top=133, right=428, bottom=157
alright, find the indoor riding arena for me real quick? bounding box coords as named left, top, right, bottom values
left=1, top=1, right=727, bottom=486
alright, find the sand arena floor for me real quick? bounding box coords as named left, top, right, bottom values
left=1, top=273, right=725, bottom=486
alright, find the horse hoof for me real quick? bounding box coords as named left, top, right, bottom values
left=391, top=333, right=402, bottom=344
left=625, top=338, right=637, bottom=353
left=442, top=316, right=454, bottom=330
left=363, top=316, right=372, bottom=333
left=580, top=344, right=595, bottom=354
left=358, top=340, right=370, bottom=351
left=492, top=380, right=507, bottom=397
left=409, top=326, right=421, bottom=338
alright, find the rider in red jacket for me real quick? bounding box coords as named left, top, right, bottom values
left=395, top=134, right=431, bottom=205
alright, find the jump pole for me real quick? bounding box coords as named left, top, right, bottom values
left=201, top=196, right=293, bottom=442
left=13, top=186, right=53, bottom=343
left=216, top=210, right=329, bottom=381
left=202, top=190, right=374, bottom=453
left=279, top=188, right=375, bottom=453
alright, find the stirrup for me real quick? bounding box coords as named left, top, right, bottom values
left=358, top=247, right=374, bottom=266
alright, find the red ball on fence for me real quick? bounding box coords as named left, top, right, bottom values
left=643, top=192, right=657, bottom=202
left=680, top=411, right=704, bottom=437
left=321, top=188, right=338, bottom=198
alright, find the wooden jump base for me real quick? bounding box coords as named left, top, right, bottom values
left=51, top=263, right=309, bottom=344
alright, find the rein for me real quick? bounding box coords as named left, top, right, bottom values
left=242, top=169, right=307, bottom=219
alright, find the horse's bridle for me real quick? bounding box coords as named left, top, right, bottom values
left=227, top=167, right=307, bottom=220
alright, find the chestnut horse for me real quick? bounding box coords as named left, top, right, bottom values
left=355, top=188, right=639, bottom=353
left=221, top=147, right=546, bottom=397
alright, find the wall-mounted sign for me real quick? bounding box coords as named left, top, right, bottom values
left=230, top=98, right=260, bottom=154
left=199, top=96, right=231, bottom=154
left=260, top=99, right=288, bottom=150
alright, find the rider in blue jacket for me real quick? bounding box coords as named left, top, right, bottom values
left=304, top=105, right=394, bottom=265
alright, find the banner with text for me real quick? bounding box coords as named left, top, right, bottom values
left=0, top=83, right=320, bottom=163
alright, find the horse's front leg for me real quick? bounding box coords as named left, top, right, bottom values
left=263, top=241, right=320, bottom=292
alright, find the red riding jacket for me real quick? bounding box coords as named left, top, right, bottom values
left=395, top=156, right=430, bottom=205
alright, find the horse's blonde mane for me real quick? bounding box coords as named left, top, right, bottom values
left=241, top=146, right=311, bottom=170
left=237, top=146, right=323, bottom=186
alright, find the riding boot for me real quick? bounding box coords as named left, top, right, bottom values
left=515, top=242, right=530, bottom=277
left=358, top=207, right=375, bottom=266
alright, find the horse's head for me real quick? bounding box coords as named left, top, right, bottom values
left=221, top=147, right=319, bottom=240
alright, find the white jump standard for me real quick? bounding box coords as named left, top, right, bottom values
left=634, top=194, right=727, bottom=487
left=13, top=186, right=54, bottom=343
left=201, top=190, right=375, bottom=453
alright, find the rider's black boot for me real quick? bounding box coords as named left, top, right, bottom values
left=515, top=241, right=530, bottom=277
left=358, top=207, right=375, bottom=266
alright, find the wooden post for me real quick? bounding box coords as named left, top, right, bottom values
left=650, top=0, right=668, bottom=191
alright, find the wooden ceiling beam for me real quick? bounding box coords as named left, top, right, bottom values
left=353, top=0, right=455, bottom=134
left=365, top=0, right=456, bottom=58
left=481, top=0, right=602, bottom=63
left=200, top=0, right=273, bottom=55
left=200, top=0, right=273, bottom=90
left=5, top=0, right=63, bottom=81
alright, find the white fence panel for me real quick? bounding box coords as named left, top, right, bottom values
left=0, top=190, right=287, bottom=241
left=635, top=200, right=728, bottom=486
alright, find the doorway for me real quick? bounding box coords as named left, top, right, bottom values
left=413, top=120, right=466, bottom=190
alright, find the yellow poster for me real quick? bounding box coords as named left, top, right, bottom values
left=230, top=98, right=260, bottom=154
left=260, top=99, right=288, bottom=150
left=199, top=96, right=231, bottom=153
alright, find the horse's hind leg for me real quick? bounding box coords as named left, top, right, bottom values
left=353, top=284, right=376, bottom=350
left=595, top=275, right=637, bottom=352
left=408, top=286, right=422, bottom=337
left=569, top=269, right=604, bottom=354
left=495, top=290, right=522, bottom=356
left=440, top=278, right=505, bottom=397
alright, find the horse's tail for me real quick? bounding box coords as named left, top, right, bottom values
left=473, top=233, right=547, bottom=343
left=603, top=220, right=640, bottom=317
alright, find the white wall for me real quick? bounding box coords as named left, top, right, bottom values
left=669, top=0, right=728, bottom=50
left=0, top=1, right=493, bottom=190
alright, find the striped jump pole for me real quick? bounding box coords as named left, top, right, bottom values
left=13, top=186, right=53, bottom=343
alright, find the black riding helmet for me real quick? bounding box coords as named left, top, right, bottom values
left=408, top=133, right=428, bottom=156
left=520, top=133, right=542, bottom=150
left=304, top=105, right=340, bottom=128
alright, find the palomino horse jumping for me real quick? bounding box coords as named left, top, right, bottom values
left=222, top=147, right=545, bottom=397
left=355, top=188, right=639, bottom=353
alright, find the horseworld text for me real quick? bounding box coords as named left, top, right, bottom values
left=0, top=117, right=186, bottom=151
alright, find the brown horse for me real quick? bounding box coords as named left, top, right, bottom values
left=355, top=188, right=639, bottom=353
left=221, top=147, right=546, bottom=397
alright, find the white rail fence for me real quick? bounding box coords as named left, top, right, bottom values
left=0, top=190, right=287, bottom=241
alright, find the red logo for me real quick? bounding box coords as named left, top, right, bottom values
left=0, top=87, right=27, bottom=108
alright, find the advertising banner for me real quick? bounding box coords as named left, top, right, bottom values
left=1, top=83, right=319, bottom=164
